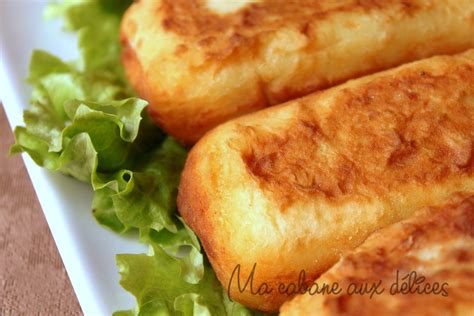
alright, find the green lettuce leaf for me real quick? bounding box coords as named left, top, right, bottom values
left=92, top=138, right=186, bottom=234
left=45, top=0, right=132, bottom=77
left=11, top=94, right=149, bottom=182
left=11, top=0, right=259, bottom=315
left=115, top=246, right=255, bottom=316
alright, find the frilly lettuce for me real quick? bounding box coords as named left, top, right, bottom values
left=11, top=0, right=256, bottom=315
left=115, top=246, right=255, bottom=316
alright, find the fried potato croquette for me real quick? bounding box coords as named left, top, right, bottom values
left=177, top=50, right=474, bottom=311
left=280, top=192, right=474, bottom=316
left=121, top=0, right=474, bottom=144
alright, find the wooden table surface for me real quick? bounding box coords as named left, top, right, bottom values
left=0, top=104, right=82, bottom=315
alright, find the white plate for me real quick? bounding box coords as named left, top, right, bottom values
left=0, top=1, right=146, bottom=315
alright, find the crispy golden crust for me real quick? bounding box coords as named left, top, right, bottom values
left=160, top=0, right=422, bottom=58
left=177, top=50, right=474, bottom=312
left=121, top=0, right=474, bottom=144
left=280, top=192, right=474, bottom=316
